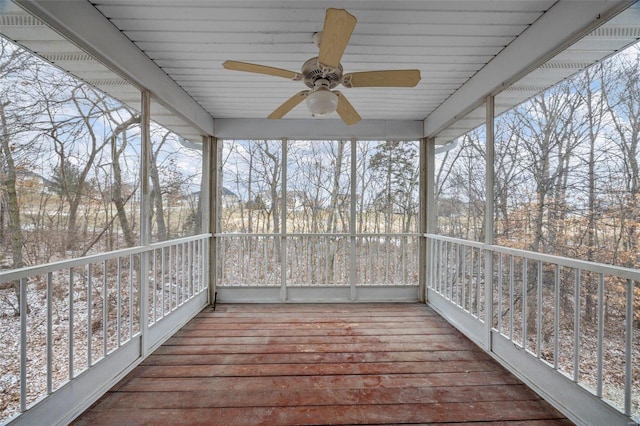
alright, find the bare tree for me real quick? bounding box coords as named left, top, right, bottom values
left=0, top=38, right=45, bottom=313
left=603, top=47, right=640, bottom=268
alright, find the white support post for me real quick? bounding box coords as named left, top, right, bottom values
left=419, top=137, right=428, bottom=302
left=280, top=138, right=288, bottom=301
left=201, top=136, right=210, bottom=301
left=424, top=137, right=436, bottom=302
left=139, top=90, right=151, bottom=356
left=350, top=138, right=357, bottom=301
left=484, top=96, right=495, bottom=351
left=208, top=136, right=218, bottom=305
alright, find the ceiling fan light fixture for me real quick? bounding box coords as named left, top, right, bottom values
left=306, top=88, right=338, bottom=116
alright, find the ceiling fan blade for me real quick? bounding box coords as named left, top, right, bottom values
left=318, top=8, right=357, bottom=69
left=268, top=91, right=310, bottom=119
left=342, top=70, right=421, bottom=88
left=223, top=60, right=301, bottom=80
left=335, top=91, right=361, bottom=125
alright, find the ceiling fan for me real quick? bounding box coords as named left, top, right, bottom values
left=222, top=8, right=421, bottom=125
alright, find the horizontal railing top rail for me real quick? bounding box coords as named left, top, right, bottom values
left=216, top=232, right=421, bottom=237
left=0, top=233, right=212, bottom=284
left=426, top=233, right=640, bottom=281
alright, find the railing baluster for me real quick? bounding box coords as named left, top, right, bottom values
left=177, top=244, right=182, bottom=303
left=69, top=267, right=74, bottom=379
left=87, top=264, right=92, bottom=367
left=129, top=254, right=133, bottom=339
left=401, top=236, right=406, bottom=285
left=509, top=255, right=514, bottom=341
left=194, top=240, right=198, bottom=292
left=554, top=264, right=560, bottom=370
left=102, top=260, right=108, bottom=358
left=522, top=258, right=528, bottom=350
left=183, top=242, right=187, bottom=300
left=449, top=241, right=454, bottom=300
left=476, top=247, right=482, bottom=318
left=171, top=245, right=176, bottom=297
left=446, top=241, right=452, bottom=298
left=444, top=241, right=449, bottom=297
left=201, top=238, right=205, bottom=291
left=433, top=239, right=438, bottom=291
left=434, top=239, right=440, bottom=292
left=537, top=260, right=543, bottom=360
left=152, top=249, right=157, bottom=324
left=161, top=247, right=165, bottom=318
left=596, top=272, right=604, bottom=397
left=441, top=241, right=449, bottom=298
left=456, top=243, right=461, bottom=304
left=188, top=241, right=193, bottom=298
left=167, top=245, right=172, bottom=306
left=116, top=258, right=121, bottom=347
left=263, top=236, right=268, bottom=285
left=19, top=278, right=27, bottom=413
left=441, top=240, right=446, bottom=295
left=178, top=243, right=183, bottom=303
left=200, top=239, right=204, bottom=292
left=470, top=247, right=475, bottom=314
left=471, top=247, right=475, bottom=315
left=624, top=279, right=633, bottom=416
left=461, top=245, right=467, bottom=310
left=498, top=252, right=503, bottom=334
left=573, top=269, right=581, bottom=383
left=46, top=272, right=53, bottom=395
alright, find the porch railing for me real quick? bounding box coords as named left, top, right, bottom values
left=217, top=233, right=419, bottom=286
left=216, top=233, right=419, bottom=302
left=1, top=234, right=210, bottom=425
left=426, top=234, right=639, bottom=425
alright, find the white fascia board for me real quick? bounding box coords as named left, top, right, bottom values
left=213, top=118, right=424, bottom=140
left=15, top=0, right=214, bottom=136
left=423, top=0, right=635, bottom=138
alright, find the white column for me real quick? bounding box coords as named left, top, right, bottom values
left=484, top=95, right=495, bottom=350
left=139, top=90, right=151, bottom=355
left=204, top=136, right=217, bottom=305
left=350, top=138, right=357, bottom=301
left=280, top=139, right=288, bottom=301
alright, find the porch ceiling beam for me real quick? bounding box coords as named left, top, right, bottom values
left=423, top=0, right=635, bottom=138
left=213, top=118, right=424, bottom=140
left=15, top=0, right=215, bottom=136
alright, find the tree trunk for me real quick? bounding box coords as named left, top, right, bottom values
left=0, top=101, right=26, bottom=314
left=111, top=128, right=137, bottom=247
left=149, top=140, right=167, bottom=241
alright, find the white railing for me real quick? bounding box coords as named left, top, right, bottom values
left=216, top=233, right=419, bottom=302
left=217, top=233, right=419, bottom=287
left=426, top=234, right=639, bottom=426
left=1, top=234, right=210, bottom=425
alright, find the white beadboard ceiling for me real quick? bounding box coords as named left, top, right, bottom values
left=94, top=0, right=554, bottom=123
left=2, top=0, right=640, bottom=141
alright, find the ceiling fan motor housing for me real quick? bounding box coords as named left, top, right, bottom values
left=302, top=57, right=343, bottom=90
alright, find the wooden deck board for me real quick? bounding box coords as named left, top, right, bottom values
left=73, top=303, right=570, bottom=425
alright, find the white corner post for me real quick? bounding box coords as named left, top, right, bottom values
left=484, top=96, right=495, bottom=350
left=208, top=136, right=219, bottom=305
left=422, top=137, right=436, bottom=303
left=350, top=138, right=358, bottom=301
left=280, top=138, right=288, bottom=302
left=139, top=90, right=151, bottom=356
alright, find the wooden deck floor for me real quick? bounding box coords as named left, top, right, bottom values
left=74, top=303, right=571, bottom=425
